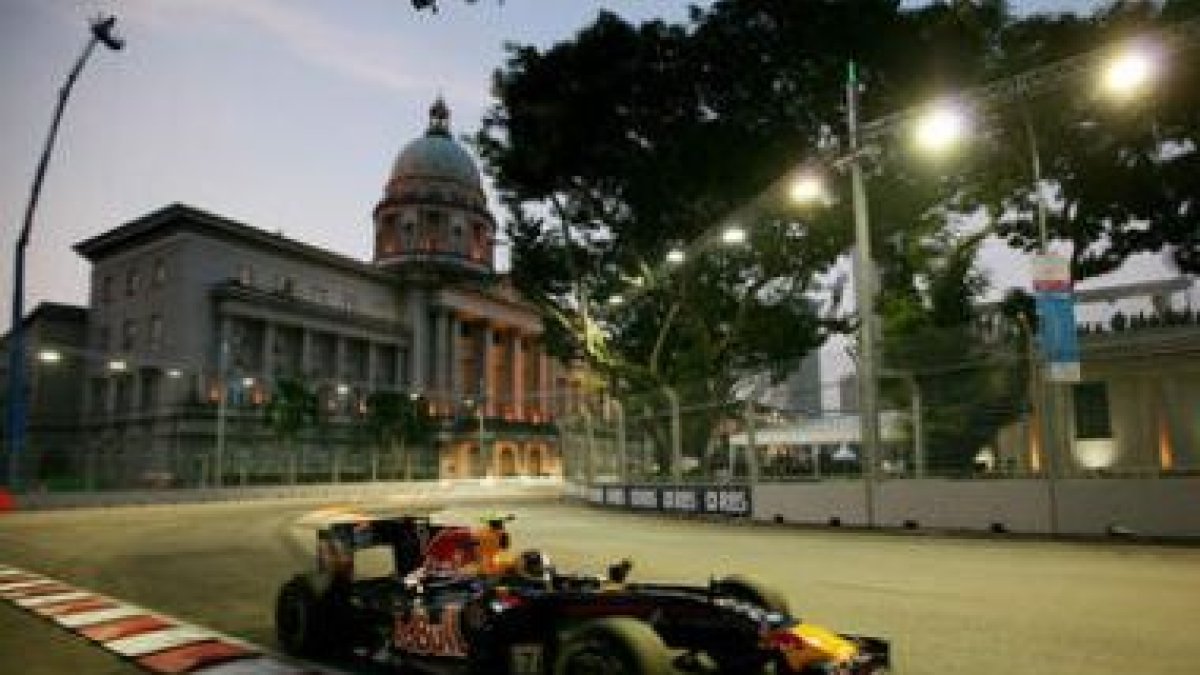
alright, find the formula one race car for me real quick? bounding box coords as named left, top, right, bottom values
left=275, top=514, right=889, bottom=674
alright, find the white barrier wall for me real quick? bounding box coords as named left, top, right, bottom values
left=1056, top=479, right=1200, bottom=538
left=752, top=478, right=1200, bottom=538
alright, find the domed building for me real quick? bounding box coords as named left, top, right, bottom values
left=374, top=99, right=496, bottom=281
left=61, top=99, right=568, bottom=487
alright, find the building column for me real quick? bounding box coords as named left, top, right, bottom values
left=431, top=310, right=447, bottom=403
left=407, top=291, right=430, bottom=395
left=366, top=341, right=379, bottom=391
left=301, top=328, right=313, bottom=378
left=510, top=331, right=524, bottom=419
left=447, top=314, right=461, bottom=404
left=396, top=345, right=406, bottom=392
left=334, top=335, right=347, bottom=384
left=480, top=323, right=495, bottom=416
left=443, top=312, right=457, bottom=403
left=536, top=341, right=550, bottom=419
left=262, top=321, right=276, bottom=382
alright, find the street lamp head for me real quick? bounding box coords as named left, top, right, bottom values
left=1102, top=42, right=1159, bottom=99
left=789, top=171, right=826, bottom=205
left=107, top=359, right=127, bottom=373
left=90, top=15, right=125, bottom=51
left=37, top=349, right=62, bottom=364
left=913, top=101, right=967, bottom=155
left=607, top=294, right=624, bottom=307
left=665, top=247, right=685, bottom=265
left=721, top=224, right=746, bottom=245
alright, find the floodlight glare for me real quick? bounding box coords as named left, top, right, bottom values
left=36, top=349, right=62, bottom=364
left=722, top=225, right=746, bottom=245
left=789, top=172, right=825, bottom=204
left=242, top=377, right=255, bottom=388
left=608, top=295, right=624, bottom=306
left=914, top=103, right=967, bottom=154
left=1103, top=43, right=1157, bottom=98
left=666, top=248, right=685, bottom=264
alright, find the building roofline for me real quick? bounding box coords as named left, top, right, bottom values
left=73, top=203, right=393, bottom=282
left=1, top=302, right=88, bottom=344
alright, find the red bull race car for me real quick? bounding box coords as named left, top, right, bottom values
left=275, top=514, right=890, bottom=674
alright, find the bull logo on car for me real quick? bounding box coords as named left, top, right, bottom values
left=394, top=604, right=468, bottom=657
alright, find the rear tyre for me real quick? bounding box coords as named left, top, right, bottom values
left=714, top=575, right=791, bottom=615
left=275, top=574, right=346, bottom=657
left=554, top=617, right=671, bottom=675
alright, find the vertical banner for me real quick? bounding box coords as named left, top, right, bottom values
left=1032, top=255, right=1081, bottom=383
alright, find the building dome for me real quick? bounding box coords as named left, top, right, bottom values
left=372, top=97, right=496, bottom=280
left=389, top=98, right=482, bottom=189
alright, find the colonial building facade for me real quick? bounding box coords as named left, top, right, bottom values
left=61, top=101, right=566, bottom=487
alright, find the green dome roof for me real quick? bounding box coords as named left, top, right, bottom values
left=389, top=98, right=481, bottom=189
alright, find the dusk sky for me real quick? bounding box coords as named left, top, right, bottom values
left=0, top=0, right=1159, bottom=334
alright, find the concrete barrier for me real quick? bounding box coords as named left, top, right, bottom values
left=570, top=478, right=1200, bottom=539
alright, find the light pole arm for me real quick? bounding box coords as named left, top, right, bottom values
left=7, top=17, right=122, bottom=491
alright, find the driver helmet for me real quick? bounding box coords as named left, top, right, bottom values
left=514, top=549, right=553, bottom=584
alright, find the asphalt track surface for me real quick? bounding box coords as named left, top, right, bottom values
left=1, top=496, right=1199, bottom=674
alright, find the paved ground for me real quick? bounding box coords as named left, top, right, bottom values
left=1, top=497, right=1198, bottom=673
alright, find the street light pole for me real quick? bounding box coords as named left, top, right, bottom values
left=6, top=16, right=123, bottom=491
left=847, top=61, right=882, bottom=527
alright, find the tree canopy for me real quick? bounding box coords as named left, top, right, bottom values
left=476, top=0, right=1198, bottom=473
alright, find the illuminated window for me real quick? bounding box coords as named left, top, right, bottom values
left=152, top=259, right=166, bottom=286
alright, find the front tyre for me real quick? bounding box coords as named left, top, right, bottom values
left=713, top=575, right=791, bottom=615
left=554, top=617, right=671, bottom=675
left=275, top=575, right=345, bottom=657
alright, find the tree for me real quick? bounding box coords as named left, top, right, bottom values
left=263, top=378, right=318, bottom=484
left=476, top=1, right=1008, bottom=474
left=949, top=0, right=1200, bottom=276
left=876, top=229, right=1031, bottom=474
left=365, top=391, right=435, bottom=480
left=478, top=1, right=1196, bottom=475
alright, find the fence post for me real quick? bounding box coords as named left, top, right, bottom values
left=611, top=396, right=627, bottom=484
left=745, top=400, right=758, bottom=485
left=663, top=386, right=682, bottom=484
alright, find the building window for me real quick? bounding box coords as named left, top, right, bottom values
left=275, top=274, right=296, bottom=296
left=122, top=319, right=138, bottom=351
left=125, top=268, right=141, bottom=297
left=238, top=263, right=254, bottom=286
left=101, top=275, right=113, bottom=304
left=1073, top=382, right=1112, bottom=439
left=97, top=323, right=110, bottom=351
left=152, top=259, right=166, bottom=286
left=149, top=314, right=163, bottom=351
